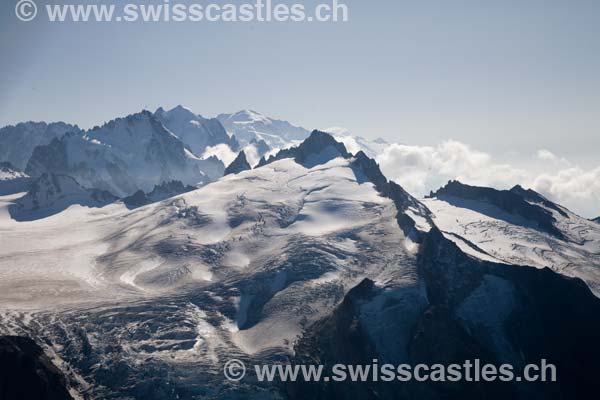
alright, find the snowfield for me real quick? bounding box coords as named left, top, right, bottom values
left=423, top=196, right=600, bottom=296
left=0, top=155, right=426, bottom=396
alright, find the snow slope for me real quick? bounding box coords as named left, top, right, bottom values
left=0, top=136, right=429, bottom=397
left=217, top=110, right=310, bottom=149
left=423, top=182, right=600, bottom=295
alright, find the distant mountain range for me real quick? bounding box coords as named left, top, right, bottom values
left=0, top=106, right=389, bottom=199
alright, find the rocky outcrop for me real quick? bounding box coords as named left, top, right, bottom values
left=258, top=130, right=351, bottom=168
left=123, top=180, right=196, bottom=208
left=224, top=151, right=251, bottom=176
left=509, top=184, right=568, bottom=217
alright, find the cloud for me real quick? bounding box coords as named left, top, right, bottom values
left=532, top=167, right=600, bottom=216
left=537, top=149, right=557, bottom=161
left=536, top=149, right=570, bottom=166
left=376, top=140, right=526, bottom=195
left=375, top=140, right=600, bottom=218
left=201, top=144, right=238, bottom=166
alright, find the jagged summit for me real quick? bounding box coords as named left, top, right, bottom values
left=429, top=180, right=565, bottom=239
left=224, top=151, right=251, bottom=176
left=258, top=130, right=352, bottom=168
left=0, top=121, right=80, bottom=170
left=25, top=110, right=224, bottom=196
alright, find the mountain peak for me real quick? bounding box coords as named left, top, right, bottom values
left=224, top=151, right=251, bottom=176
left=509, top=184, right=568, bottom=217
left=154, top=105, right=238, bottom=156
left=217, top=110, right=309, bottom=149
left=259, top=130, right=351, bottom=168
left=429, top=180, right=566, bottom=239
left=167, top=105, right=197, bottom=117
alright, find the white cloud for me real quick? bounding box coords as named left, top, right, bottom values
left=532, top=167, right=600, bottom=216
left=376, top=140, right=526, bottom=195
left=375, top=140, right=600, bottom=218
left=537, top=149, right=557, bottom=161
left=201, top=144, right=238, bottom=166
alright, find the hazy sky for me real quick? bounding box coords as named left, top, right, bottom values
left=1, top=0, right=598, bottom=154
left=1, top=1, right=600, bottom=216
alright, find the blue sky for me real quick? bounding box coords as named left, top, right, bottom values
left=1, top=0, right=599, bottom=215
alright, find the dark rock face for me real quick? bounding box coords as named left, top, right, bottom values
left=288, top=279, right=381, bottom=400
left=430, top=180, right=565, bottom=239
left=0, top=161, right=20, bottom=172
left=0, top=121, right=80, bottom=170
left=224, top=151, right=251, bottom=176
left=0, top=336, right=73, bottom=400
left=290, top=227, right=600, bottom=399
left=592, top=217, right=600, bottom=224
left=258, top=130, right=351, bottom=168
left=123, top=180, right=196, bottom=208
left=122, top=189, right=149, bottom=208
left=25, top=137, right=70, bottom=178
left=509, top=184, right=568, bottom=218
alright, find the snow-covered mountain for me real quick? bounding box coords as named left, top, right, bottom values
left=215, top=110, right=389, bottom=160
left=0, top=162, right=32, bottom=195
left=0, top=121, right=80, bottom=170
left=593, top=216, right=600, bottom=224
left=154, top=105, right=239, bottom=156
left=11, top=173, right=117, bottom=220
left=1, top=132, right=599, bottom=399
left=25, top=111, right=224, bottom=197
left=217, top=109, right=310, bottom=149
left=423, top=180, right=600, bottom=295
